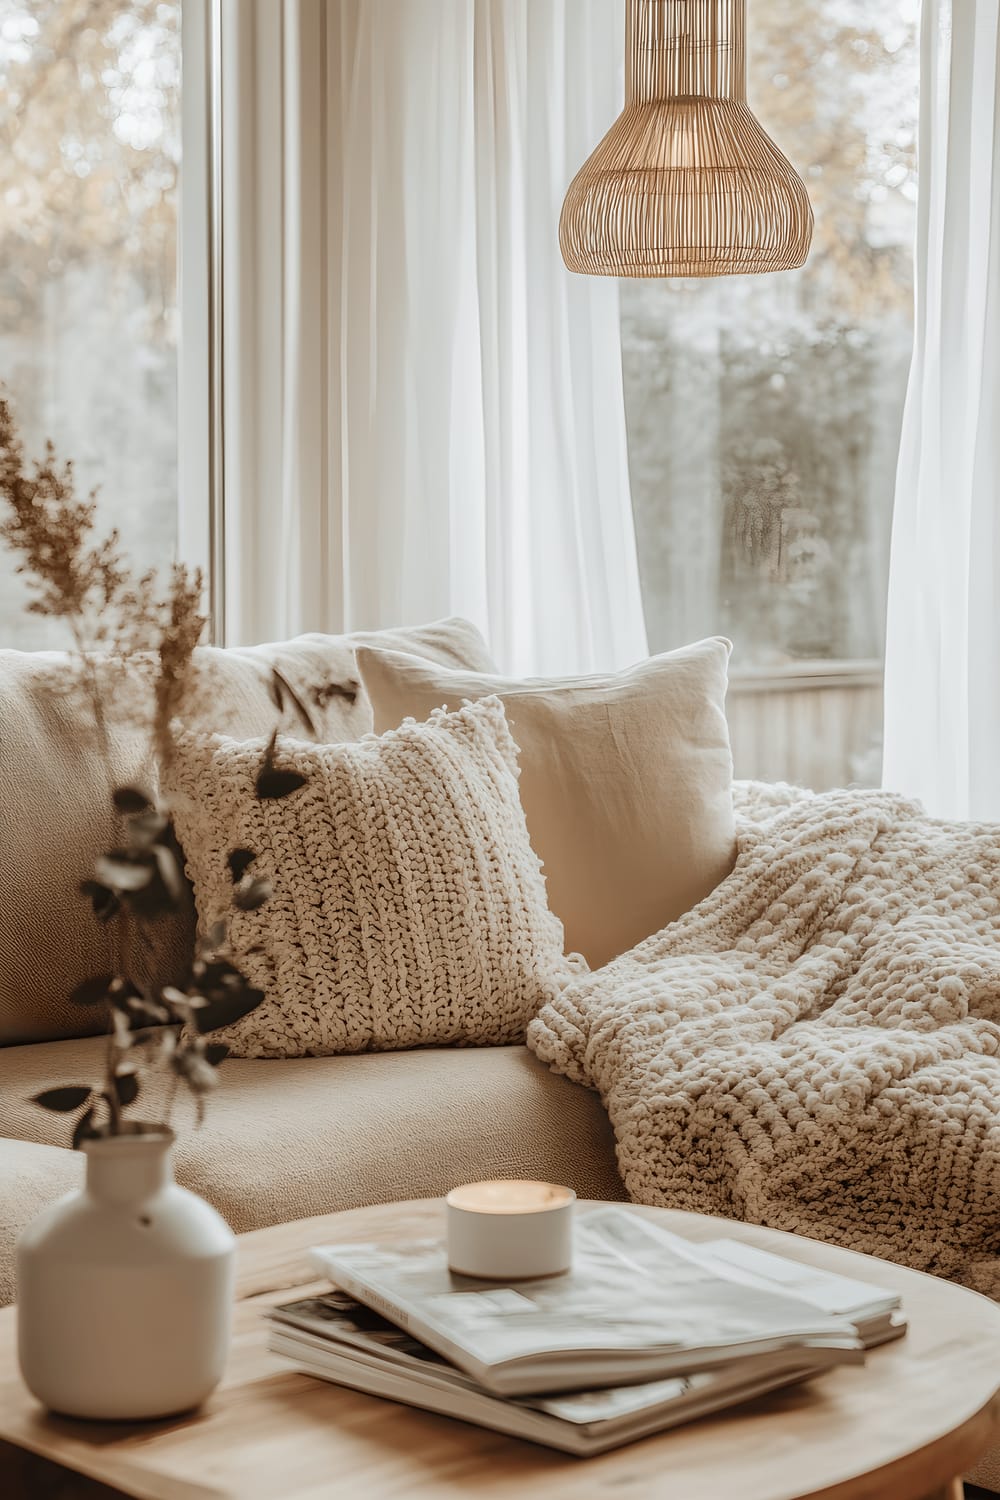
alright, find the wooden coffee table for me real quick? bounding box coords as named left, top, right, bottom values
left=1, top=1198, right=999, bottom=1500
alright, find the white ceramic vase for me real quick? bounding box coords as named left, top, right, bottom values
left=17, top=1130, right=235, bottom=1420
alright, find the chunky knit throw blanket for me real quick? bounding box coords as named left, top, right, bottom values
left=528, top=783, right=1000, bottom=1292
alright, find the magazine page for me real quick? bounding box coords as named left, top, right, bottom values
left=271, top=1291, right=849, bottom=1426
left=266, top=1331, right=582, bottom=1454
left=273, top=1291, right=857, bottom=1423
left=272, top=1292, right=456, bottom=1372
left=272, top=1296, right=730, bottom=1423
left=695, top=1238, right=899, bottom=1319
left=312, top=1207, right=859, bottom=1374
left=268, top=1328, right=837, bottom=1456
left=585, top=1211, right=904, bottom=1344
left=272, top=1330, right=834, bottom=1458
left=271, top=1292, right=487, bottom=1393
left=531, top=1359, right=800, bottom=1424
left=575, top=1208, right=900, bottom=1321
left=270, top=1314, right=695, bottom=1424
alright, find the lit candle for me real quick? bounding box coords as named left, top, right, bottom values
left=445, top=1180, right=575, bottom=1280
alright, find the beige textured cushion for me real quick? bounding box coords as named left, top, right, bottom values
left=358, top=638, right=736, bottom=968
left=0, top=618, right=494, bottom=1045
left=0, top=1037, right=626, bottom=1253
left=165, top=698, right=568, bottom=1058
left=0, top=1139, right=83, bottom=1306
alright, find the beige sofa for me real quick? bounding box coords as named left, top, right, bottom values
left=5, top=620, right=999, bottom=1493
left=0, top=619, right=624, bottom=1307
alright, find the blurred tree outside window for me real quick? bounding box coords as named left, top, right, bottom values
left=622, top=0, right=918, bottom=787
left=0, top=0, right=915, bottom=793
left=0, top=0, right=180, bottom=648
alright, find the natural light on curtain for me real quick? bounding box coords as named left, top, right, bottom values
left=217, top=0, right=648, bottom=676
left=882, top=0, right=1000, bottom=819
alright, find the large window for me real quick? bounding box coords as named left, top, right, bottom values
left=622, top=1, right=918, bottom=788
left=0, top=0, right=181, bottom=649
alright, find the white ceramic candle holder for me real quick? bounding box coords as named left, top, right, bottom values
left=445, top=1180, right=575, bottom=1280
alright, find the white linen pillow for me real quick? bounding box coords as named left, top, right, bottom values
left=164, top=697, right=568, bottom=1058
left=357, top=639, right=736, bottom=968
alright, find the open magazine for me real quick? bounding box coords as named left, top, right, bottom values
left=307, top=1206, right=870, bottom=1396
left=268, top=1290, right=851, bottom=1457
left=691, top=1237, right=904, bottom=1349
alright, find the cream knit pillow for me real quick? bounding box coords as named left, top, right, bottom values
left=164, top=697, right=568, bottom=1058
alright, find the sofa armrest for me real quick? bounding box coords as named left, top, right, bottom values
left=0, top=1138, right=83, bottom=1306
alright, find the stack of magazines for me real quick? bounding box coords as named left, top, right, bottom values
left=267, top=1206, right=905, bottom=1456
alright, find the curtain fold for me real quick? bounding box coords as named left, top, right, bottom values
left=217, top=0, right=648, bottom=675
left=882, top=0, right=1000, bottom=818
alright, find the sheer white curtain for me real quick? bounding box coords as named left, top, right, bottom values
left=215, top=0, right=648, bottom=676
left=882, top=0, right=1000, bottom=819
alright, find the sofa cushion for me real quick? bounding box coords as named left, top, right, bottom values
left=0, top=1139, right=83, bottom=1306
left=166, top=699, right=568, bottom=1058
left=358, top=637, right=737, bottom=967
left=0, top=1036, right=625, bottom=1238
left=0, top=618, right=494, bottom=1046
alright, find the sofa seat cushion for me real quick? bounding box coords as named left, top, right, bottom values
left=0, top=1037, right=625, bottom=1235
left=0, top=1139, right=84, bottom=1306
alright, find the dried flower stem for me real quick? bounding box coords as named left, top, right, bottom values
left=2, top=400, right=296, bottom=1148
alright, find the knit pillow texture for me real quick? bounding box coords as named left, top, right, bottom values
left=164, top=697, right=568, bottom=1058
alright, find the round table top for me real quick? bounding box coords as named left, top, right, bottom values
left=2, top=1197, right=999, bottom=1500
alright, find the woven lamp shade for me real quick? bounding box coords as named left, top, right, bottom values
left=560, top=0, right=813, bottom=277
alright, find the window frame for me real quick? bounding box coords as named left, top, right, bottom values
left=179, top=0, right=224, bottom=645
left=728, top=661, right=883, bottom=695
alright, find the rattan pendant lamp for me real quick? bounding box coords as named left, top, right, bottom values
left=560, top=0, right=813, bottom=277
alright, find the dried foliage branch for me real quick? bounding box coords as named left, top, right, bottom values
left=152, top=563, right=209, bottom=775
left=0, top=397, right=308, bottom=1144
